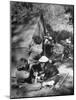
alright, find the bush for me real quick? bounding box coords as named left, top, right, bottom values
left=56, top=30, right=72, bottom=42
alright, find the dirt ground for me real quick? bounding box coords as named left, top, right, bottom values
left=10, top=59, right=74, bottom=98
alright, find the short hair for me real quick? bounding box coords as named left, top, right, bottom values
left=32, top=35, right=42, bottom=44
left=20, top=58, right=27, bottom=63
left=17, top=58, right=28, bottom=70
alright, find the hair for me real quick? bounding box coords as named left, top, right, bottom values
left=17, top=58, right=29, bottom=70
left=32, top=35, right=42, bottom=44
left=20, top=58, right=27, bottom=63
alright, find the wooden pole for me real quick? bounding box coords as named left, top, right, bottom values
left=40, top=12, right=46, bottom=56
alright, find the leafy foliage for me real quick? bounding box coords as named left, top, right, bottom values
left=64, top=5, right=74, bottom=24
left=10, top=1, right=74, bottom=45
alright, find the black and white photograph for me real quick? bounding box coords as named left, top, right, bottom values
left=10, top=1, right=74, bottom=98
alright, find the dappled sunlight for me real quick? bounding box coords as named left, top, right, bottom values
left=10, top=2, right=74, bottom=98
left=58, top=64, right=73, bottom=77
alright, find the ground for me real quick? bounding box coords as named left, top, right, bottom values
left=10, top=59, right=73, bottom=98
